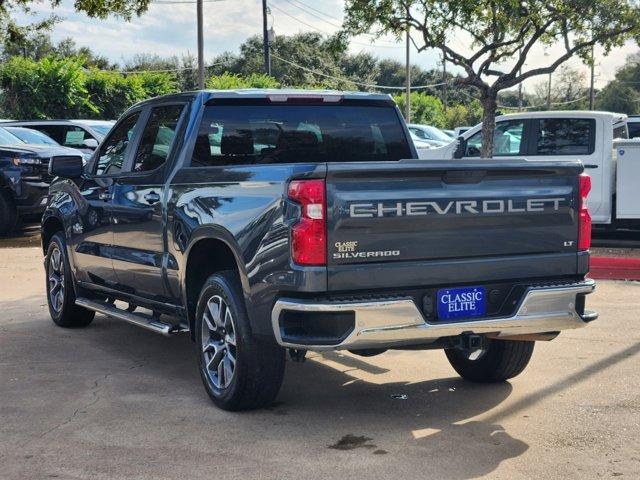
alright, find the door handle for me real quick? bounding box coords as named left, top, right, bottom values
left=144, top=192, right=161, bottom=204
left=98, top=192, right=112, bottom=201
left=584, top=164, right=599, bottom=169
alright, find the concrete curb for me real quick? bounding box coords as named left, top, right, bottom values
left=590, top=256, right=640, bottom=281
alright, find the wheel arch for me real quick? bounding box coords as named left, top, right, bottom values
left=182, top=226, right=251, bottom=339
left=41, top=213, right=65, bottom=254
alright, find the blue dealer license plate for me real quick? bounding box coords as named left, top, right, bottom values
left=437, top=286, right=486, bottom=320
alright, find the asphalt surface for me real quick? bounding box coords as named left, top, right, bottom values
left=0, top=243, right=639, bottom=479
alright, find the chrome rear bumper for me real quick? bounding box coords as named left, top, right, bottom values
left=271, top=280, right=596, bottom=351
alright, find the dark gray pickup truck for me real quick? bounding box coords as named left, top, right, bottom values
left=41, top=90, right=596, bottom=410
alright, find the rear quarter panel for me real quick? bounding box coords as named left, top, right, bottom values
left=167, top=163, right=326, bottom=336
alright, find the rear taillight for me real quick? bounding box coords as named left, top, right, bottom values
left=578, top=173, right=592, bottom=251
left=288, top=179, right=326, bottom=266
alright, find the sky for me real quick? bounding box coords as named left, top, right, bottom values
left=13, top=0, right=638, bottom=92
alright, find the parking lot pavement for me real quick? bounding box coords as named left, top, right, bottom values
left=0, top=246, right=638, bottom=480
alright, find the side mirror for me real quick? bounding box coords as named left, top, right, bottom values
left=49, top=155, right=84, bottom=179
left=82, top=138, right=99, bottom=149
left=453, top=135, right=467, bottom=159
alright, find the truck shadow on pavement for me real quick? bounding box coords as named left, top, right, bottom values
left=4, top=312, right=638, bottom=479
left=2, top=312, right=525, bottom=479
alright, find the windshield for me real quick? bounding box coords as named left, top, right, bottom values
left=423, top=126, right=452, bottom=142
left=191, top=103, right=411, bottom=166
left=6, top=127, right=60, bottom=145
left=87, top=123, right=114, bottom=137
left=0, top=127, right=23, bottom=145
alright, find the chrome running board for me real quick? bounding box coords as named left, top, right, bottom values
left=75, top=298, right=188, bottom=336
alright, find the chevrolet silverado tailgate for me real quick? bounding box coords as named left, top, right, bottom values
left=326, top=159, right=585, bottom=291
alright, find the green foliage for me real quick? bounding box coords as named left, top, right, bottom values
left=596, top=54, right=640, bottom=115
left=393, top=93, right=482, bottom=129
left=343, top=0, right=640, bottom=156
left=0, top=56, right=94, bottom=118
left=206, top=72, right=279, bottom=90
left=394, top=92, right=445, bottom=127
left=0, top=56, right=177, bottom=119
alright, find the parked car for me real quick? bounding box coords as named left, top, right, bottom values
left=442, top=129, right=455, bottom=138
left=418, top=111, right=630, bottom=228
left=407, top=123, right=453, bottom=147
left=409, top=131, right=435, bottom=150
left=627, top=115, right=640, bottom=138
left=0, top=127, right=83, bottom=234
left=4, top=126, right=61, bottom=146
left=454, top=126, right=472, bottom=136
left=42, top=90, right=596, bottom=411
left=0, top=119, right=114, bottom=155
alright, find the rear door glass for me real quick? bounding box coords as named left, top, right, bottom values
left=535, top=118, right=595, bottom=155
left=627, top=122, right=640, bottom=139
left=190, top=104, right=411, bottom=166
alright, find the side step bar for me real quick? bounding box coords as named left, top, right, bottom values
left=75, top=298, right=188, bottom=336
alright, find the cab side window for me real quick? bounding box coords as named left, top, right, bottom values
left=535, top=118, right=594, bottom=155
left=132, top=105, right=185, bottom=173
left=95, top=112, right=141, bottom=176
left=465, top=120, right=524, bottom=157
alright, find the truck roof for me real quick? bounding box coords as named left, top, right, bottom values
left=496, top=110, right=627, bottom=123
left=131, top=89, right=394, bottom=110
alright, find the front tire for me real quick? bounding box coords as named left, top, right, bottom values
left=195, top=271, right=285, bottom=411
left=45, top=233, right=95, bottom=328
left=445, top=338, right=534, bottom=383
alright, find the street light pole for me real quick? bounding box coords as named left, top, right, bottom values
left=405, top=5, right=410, bottom=122
left=197, top=0, right=205, bottom=89
left=262, top=0, right=271, bottom=75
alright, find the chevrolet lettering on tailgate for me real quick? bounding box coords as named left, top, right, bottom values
left=349, top=197, right=565, bottom=218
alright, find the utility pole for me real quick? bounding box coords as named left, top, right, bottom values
left=589, top=45, right=596, bottom=110
left=442, top=56, right=447, bottom=112
left=405, top=5, right=410, bottom=122
left=262, top=0, right=271, bottom=75
left=197, top=0, right=204, bottom=89
left=547, top=72, right=552, bottom=110
left=517, top=48, right=523, bottom=111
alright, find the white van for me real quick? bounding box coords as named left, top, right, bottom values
left=419, top=111, right=632, bottom=227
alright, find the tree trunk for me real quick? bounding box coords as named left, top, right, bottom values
left=480, top=91, right=498, bottom=158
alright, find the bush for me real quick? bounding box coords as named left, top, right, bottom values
left=0, top=56, right=95, bottom=119
left=206, top=72, right=279, bottom=89
left=0, top=56, right=180, bottom=120
left=84, top=69, right=178, bottom=119
left=394, top=92, right=446, bottom=127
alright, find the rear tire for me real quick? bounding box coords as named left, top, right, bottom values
left=45, top=233, right=95, bottom=328
left=0, top=190, right=17, bottom=236
left=445, top=338, right=534, bottom=383
left=195, top=271, right=285, bottom=411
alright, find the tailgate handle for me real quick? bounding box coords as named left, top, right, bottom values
left=443, top=170, right=486, bottom=184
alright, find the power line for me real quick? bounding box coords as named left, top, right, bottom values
left=284, top=0, right=342, bottom=22
left=278, top=0, right=401, bottom=46
left=279, top=0, right=342, bottom=29
left=269, top=3, right=402, bottom=49
left=271, top=53, right=446, bottom=90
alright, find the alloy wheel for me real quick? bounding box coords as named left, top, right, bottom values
left=48, top=246, right=65, bottom=313
left=201, top=295, right=237, bottom=390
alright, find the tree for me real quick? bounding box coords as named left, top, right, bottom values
left=1, top=0, right=152, bottom=67
left=0, top=56, right=95, bottom=118
left=530, top=66, right=589, bottom=110
left=342, top=0, right=640, bottom=157
left=597, top=53, right=640, bottom=115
